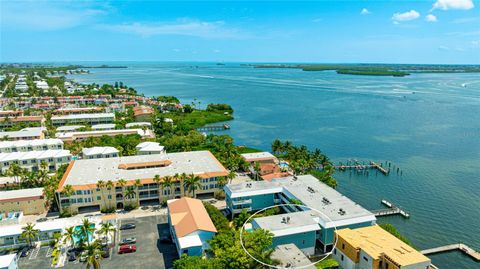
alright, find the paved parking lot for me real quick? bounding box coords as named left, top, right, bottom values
left=17, top=215, right=178, bottom=269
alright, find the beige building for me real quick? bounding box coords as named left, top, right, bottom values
left=0, top=188, right=46, bottom=215
left=56, top=150, right=228, bottom=214
left=334, top=225, right=431, bottom=269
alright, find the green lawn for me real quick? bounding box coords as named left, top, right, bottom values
left=315, top=257, right=339, bottom=269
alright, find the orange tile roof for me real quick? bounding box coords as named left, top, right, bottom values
left=133, top=106, right=154, bottom=116
left=168, top=197, right=217, bottom=238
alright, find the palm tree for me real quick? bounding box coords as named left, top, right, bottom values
left=183, top=174, right=202, bottom=198
left=217, top=176, right=227, bottom=187
left=6, top=163, right=24, bottom=184
left=80, top=218, right=95, bottom=246
left=98, top=222, right=115, bottom=246
left=253, top=161, right=261, bottom=180
left=134, top=179, right=142, bottom=206
left=82, top=240, right=103, bottom=269
left=227, top=170, right=236, bottom=184
left=61, top=184, right=75, bottom=214
left=271, top=139, right=282, bottom=155
left=96, top=180, right=106, bottom=209
left=116, top=179, right=127, bottom=206
left=159, top=176, right=174, bottom=198
left=153, top=174, right=162, bottom=200
left=179, top=172, right=188, bottom=195
left=105, top=180, right=114, bottom=209
left=63, top=226, right=76, bottom=249
left=124, top=187, right=136, bottom=208
left=20, top=223, right=39, bottom=248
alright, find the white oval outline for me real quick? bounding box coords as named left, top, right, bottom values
left=238, top=203, right=338, bottom=269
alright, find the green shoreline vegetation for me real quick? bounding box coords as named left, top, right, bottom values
left=251, top=63, right=480, bottom=77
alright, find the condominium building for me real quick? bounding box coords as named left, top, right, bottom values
left=0, top=128, right=45, bottom=141
left=224, top=175, right=376, bottom=253
left=82, top=147, right=119, bottom=159
left=50, top=113, right=115, bottom=126
left=0, top=254, right=18, bottom=269
left=334, top=226, right=431, bottom=269
left=53, top=107, right=104, bottom=115
left=0, top=139, right=63, bottom=153
left=0, top=149, right=72, bottom=172
left=55, top=128, right=155, bottom=142
left=0, top=188, right=46, bottom=215
left=0, top=116, right=44, bottom=129
left=55, top=150, right=228, bottom=214
left=91, top=124, right=116, bottom=131
left=133, top=106, right=154, bottom=122
left=167, top=197, right=217, bottom=257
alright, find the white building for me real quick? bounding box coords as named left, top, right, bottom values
left=91, top=124, right=116, bottom=131
left=0, top=127, right=45, bottom=141
left=136, top=142, right=165, bottom=155
left=125, top=122, right=151, bottom=128
left=0, top=254, right=18, bottom=269
left=56, top=125, right=85, bottom=132
left=51, top=113, right=115, bottom=126
left=0, top=139, right=63, bottom=153
left=82, top=147, right=119, bottom=159
left=56, top=128, right=155, bottom=142
left=34, top=81, right=49, bottom=90
left=0, top=150, right=72, bottom=172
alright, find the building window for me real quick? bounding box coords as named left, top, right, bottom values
left=334, top=249, right=336, bottom=255
left=341, top=254, right=344, bottom=261
left=108, top=195, right=112, bottom=199
left=97, top=196, right=101, bottom=200
left=363, top=256, right=368, bottom=262
left=342, top=243, right=345, bottom=250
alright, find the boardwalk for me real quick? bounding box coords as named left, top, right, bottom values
left=197, top=124, right=230, bottom=131
left=334, top=161, right=390, bottom=175
left=421, top=243, right=480, bottom=261
left=371, top=200, right=410, bottom=218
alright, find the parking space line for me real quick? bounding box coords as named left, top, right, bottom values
left=45, top=247, right=52, bottom=258
left=29, top=247, right=40, bottom=260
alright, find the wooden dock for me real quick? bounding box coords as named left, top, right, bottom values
left=197, top=124, right=230, bottom=131
left=334, top=161, right=389, bottom=175
left=421, top=243, right=480, bottom=261
left=371, top=200, right=410, bottom=218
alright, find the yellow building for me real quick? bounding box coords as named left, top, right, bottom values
left=0, top=188, right=47, bottom=215
left=334, top=225, right=431, bottom=269
left=56, top=150, right=228, bottom=214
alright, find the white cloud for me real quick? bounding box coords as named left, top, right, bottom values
left=392, top=10, right=420, bottom=22
left=312, top=18, right=322, bottom=23
left=360, top=8, right=370, bottom=15
left=438, top=45, right=450, bottom=50
left=432, top=0, right=474, bottom=10
left=426, top=14, right=438, bottom=22
left=471, top=40, right=480, bottom=48
left=1, top=1, right=110, bottom=31
left=99, top=19, right=247, bottom=39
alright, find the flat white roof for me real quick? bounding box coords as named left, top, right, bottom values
left=177, top=234, right=203, bottom=249
left=0, top=138, right=63, bottom=149
left=91, top=124, right=116, bottom=130
left=252, top=211, right=320, bottom=237
left=0, top=217, right=101, bottom=238
left=125, top=122, right=151, bottom=128
left=61, top=150, right=226, bottom=187
left=56, top=125, right=85, bottom=131
left=0, top=254, right=16, bottom=268
left=0, top=149, right=71, bottom=162
left=226, top=175, right=375, bottom=227
left=51, top=113, right=115, bottom=120
left=0, top=187, right=44, bottom=201
left=0, top=127, right=43, bottom=138
left=272, top=244, right=315, bottom=269
left=241, top=152, right=277, bottom=161
left=55, top=129, right=152, bottom=139
left=82, top=146, right=119, bottom=156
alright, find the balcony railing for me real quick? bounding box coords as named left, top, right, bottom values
left=233, top=207, right=252, bottom=214
left=232, top=199, right=252, bottom=206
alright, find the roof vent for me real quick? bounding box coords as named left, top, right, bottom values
left=338, top=208, right=346, bottom=215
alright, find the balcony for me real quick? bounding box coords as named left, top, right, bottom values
left=274, top=199, right=282, bottom=204
left=232, top=199, right=252, bottom=206
left=233, top=207, right=252, bottom=214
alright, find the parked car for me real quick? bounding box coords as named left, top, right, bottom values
left=101, top=246, right=110, bottom=258
left=68, top=252, right=76, bottom=262
left=120, top=223, right=136, bottom=230
left=160, top=234, right=172, bottom=243
left=118, top=245, right=136, bottom=254
left=19, top=247, right=30, bottom=258
left=119, top=237, right=136, bottom=245
left=36, top=217, right=48, bottom=222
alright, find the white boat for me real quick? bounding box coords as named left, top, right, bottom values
left=461, top=83, right=467, bottom=88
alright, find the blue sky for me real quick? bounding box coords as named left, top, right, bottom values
left=1, top=0, right=479, bottom=64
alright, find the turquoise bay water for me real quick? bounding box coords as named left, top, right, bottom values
left=69, top=63, right=480, bottom=269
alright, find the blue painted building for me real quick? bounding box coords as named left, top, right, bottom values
left=225, top=175, right=376, bottom=253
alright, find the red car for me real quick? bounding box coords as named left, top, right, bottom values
left=118, top=245, right=136, bottom=254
